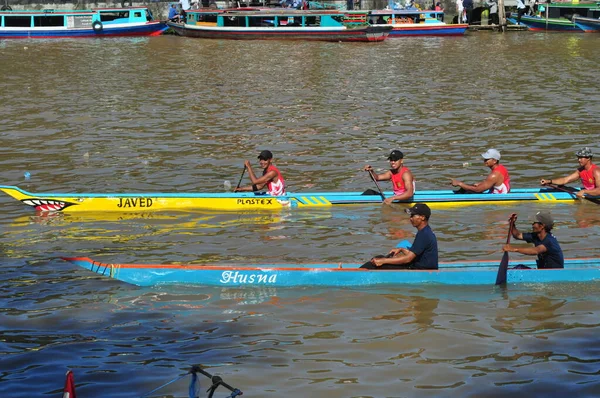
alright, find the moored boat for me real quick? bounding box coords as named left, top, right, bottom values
left=365, top=9, right=468, bottom=36
left=0, top=185, right=590, bottom=212
left=508, top=2, right=600, bottom=31
left=167, top=9, right=392, bottom=42
left=63, top=256, right=600, bottom=286
left=0, top=7, right=168, bottom=38
left=572, top=15, right=600, bottom=32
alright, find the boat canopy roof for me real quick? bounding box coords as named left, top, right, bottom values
left=0, top=6, right=150, bottom=15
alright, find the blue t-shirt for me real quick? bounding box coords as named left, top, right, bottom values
left=409, top=225, right=438, bottom=270
left=522, top=232, right=564, bottom=269
left=168, top=7, right=178, bottom=19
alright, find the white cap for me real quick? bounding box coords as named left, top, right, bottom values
left=481, top=148, right=501, bottom=161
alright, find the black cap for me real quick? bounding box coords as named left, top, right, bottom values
left=387, top=150, right=404, bottom=161
left=257, top=150, right=273, bottom=160
left=404, top=203, right=431, bottom=218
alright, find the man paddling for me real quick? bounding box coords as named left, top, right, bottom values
left=234, top=150, right=286, bottom=196
left=540, top=147, right=600, bottom=199
left=502, top=212, right=564, bottom=269
left=450, top=148, right=511, bottom=194
left=360, top=203, right=438, bottom=270
left=363, top=150, right=415, bottom=205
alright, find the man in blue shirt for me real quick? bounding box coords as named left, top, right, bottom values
left=360, top=203, right=439, bottom=270
left=168, top=4, right=178, bottom=21
left=503, top=211, right=564, bottom=269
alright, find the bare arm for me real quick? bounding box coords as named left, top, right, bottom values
left=450, top=171, right=500, bottom=193
left=364, top=165, right=392, bottom=181
left=235, top=162, right=277, bottom=192
left=503, top=244, right=547, bottom=255
left=372, top=248, right=416, bottom=266
left=540, top=170, right=580, bottom=186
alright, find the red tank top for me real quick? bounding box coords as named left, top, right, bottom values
left=579, top=163, right=597, bottom=190
left=265, top=165, right=286, bottom=196
left=490, top=164, right=511, bottom=194
left=390, top=167, right=413, bottom=196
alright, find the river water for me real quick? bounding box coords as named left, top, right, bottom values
left=1, top=33, right=600, bottom=397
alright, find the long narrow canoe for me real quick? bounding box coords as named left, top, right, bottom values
left=0, top=185, right=586, bottom=213
left=63, top=257, right=600, bottom=286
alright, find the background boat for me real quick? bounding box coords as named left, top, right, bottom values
left=0, top=7, right=167, bottom=38
left=366, top=9, right=468, bottom=36
left=572, top=14, right=600, bottom=32
left=508, top=1, right=600, bottom=31
left=167, top=9, right=392, bottom=41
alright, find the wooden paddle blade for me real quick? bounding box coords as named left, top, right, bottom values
left=495, top=251, right=510, bottom=285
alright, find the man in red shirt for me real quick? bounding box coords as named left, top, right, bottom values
left=540, top=147, right=600, bottom=199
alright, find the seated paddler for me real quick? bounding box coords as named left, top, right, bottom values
left=234, top=150, right=286, bottom=196
left=450, top=148, right=511, bottom=194
left=360, top=203, right=438, bottom=270
left=540, top=147, right=600, bottom=199
left=363, top=149, right=415, bottom=205
left=502, top=211, right=564, bottom=269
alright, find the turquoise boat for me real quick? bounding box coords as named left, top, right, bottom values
left=167, top=9, right=392, bottom=42
left=508, top=2, right=600, bottom=31
left=63, top=257, right=600, bottom=287
left=0, top=7, right=167, bottom=38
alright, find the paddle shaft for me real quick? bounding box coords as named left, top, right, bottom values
left=495, top=214, right=517, bottom=285
left=235, top=165, right=247, bottom=191
left=547, top=183, right=600, bottom=205
left=367, top=169, right=386, bottom=200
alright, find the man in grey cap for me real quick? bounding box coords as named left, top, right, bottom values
left=450, top=148, right=511, bottom=194
left=502, top=211, right=564, bottom=269
left=360, top=203, right=438, bottom=270
left=540, top=147, right=600, bottom=199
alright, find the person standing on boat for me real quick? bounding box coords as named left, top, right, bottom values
left=167, top=4, right=178, bottom=21
left=450, top=148, right=511, bottom=194
left=364, top=150, right=415, bottom=205
left=516, top=0, right=526, bottom=24
left=540, top=147, right=600, bottom=199
left=360, top=203, right=438, bottom=270
left=234, top=150, right=286, bottom=196
left=502, top=212, right=564, bottom=269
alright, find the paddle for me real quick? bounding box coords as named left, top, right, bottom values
left=367, top=169, right=386, bottom=201
left=495, top=213, right=517, bottom=286
left=547, top=183, right=600, bottom=205
left=234, top=165, right=247, bottom=192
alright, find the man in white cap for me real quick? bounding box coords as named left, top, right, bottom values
left=502, top=212, right=564, bottom=269
left=450, top=148, right=511, bottom=194
left=540, top=147, right=600, bottom=199
left=360, top=203, right=438, bottom=270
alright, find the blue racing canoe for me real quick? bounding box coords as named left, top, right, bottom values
left=63, top=257, right=600, bottom=287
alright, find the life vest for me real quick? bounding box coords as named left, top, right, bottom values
left=265, top=165, right=286, bottom=196
left=390, top=166, right=415, bottom=196
left=579, top=163, right=597, bottom=190
left=490, top=164, right=510, bottom=194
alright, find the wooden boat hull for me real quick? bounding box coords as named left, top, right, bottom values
left=166, top=21, right=392, bottom=42
left=0, top=185, right=585, bottom=213
left=63, top=257, right=600, bottom=286
left=572, top=15, right=600, bottom=32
